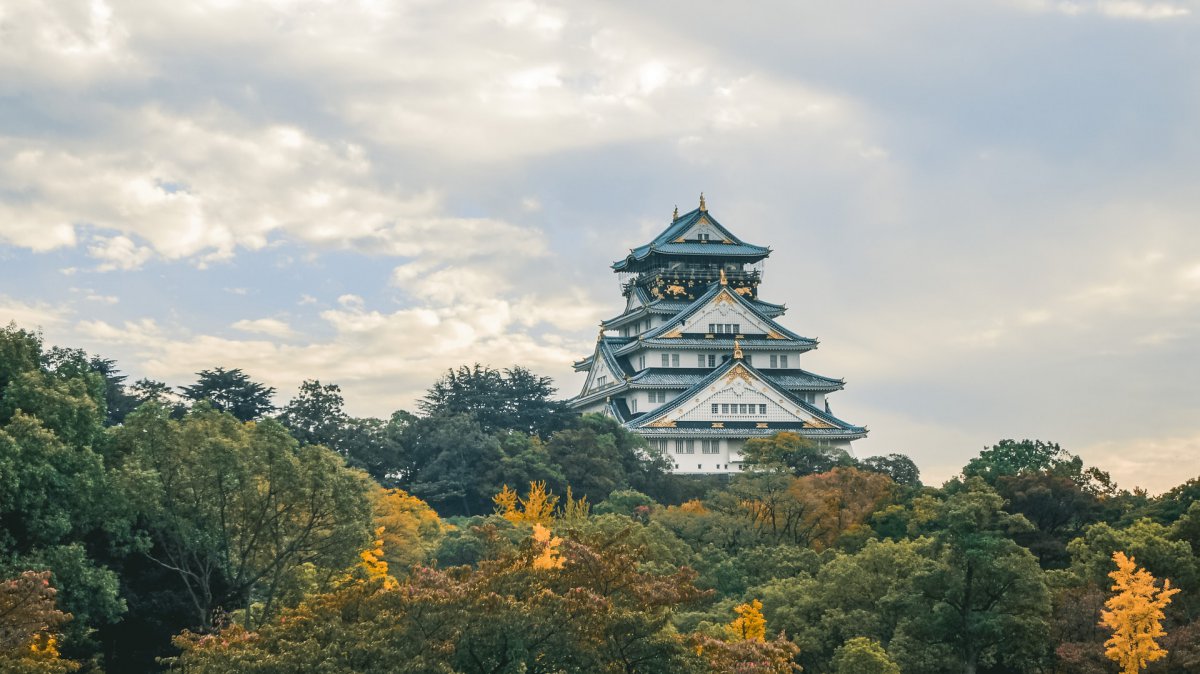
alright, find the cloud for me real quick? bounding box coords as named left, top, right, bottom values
left=75, top=295, right=591, bottom=416
left=0, top=109, right=548, bottom=269
left=231, top=318, right=296, bottom=339
left=0, top=296, right=68, bottom=330
left=1011, top=0, right=1191, bottom=19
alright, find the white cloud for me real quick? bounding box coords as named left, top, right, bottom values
left=74, top=295, right=591, bottom=417
left=1011, top=0, right=1191, bottom=19
left=0, top=109, right=547, bottom=268
left=231, top=318, right=296, bottom=339
left=0, top=295, right=68, bottom=329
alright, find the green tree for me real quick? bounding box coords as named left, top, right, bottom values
left=420, top=364, right=570, bottom=437
left=892, top=481, right=1051, bottom=674
left=860, top=453, right=922, bottom=488
left=111, top=404, right=373, bottom=629
left=831, top=637, right=900, bottom=674
left=178, top=367, right=276, bottom=421
left=397, top=413, right=504, bottom=516
left=742, top=431, right=853, bottom=476
left=545, top=414, right=671, bottom=504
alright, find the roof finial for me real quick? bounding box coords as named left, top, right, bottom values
left=733, top=339, right=743, bottom=360
left=597, top=327, right=604, bottom=342
left=699, top=192, right=707, bottom=212
left=672, top=205, right=679, bottom=220
left=719, top=268, right=727, bottom=286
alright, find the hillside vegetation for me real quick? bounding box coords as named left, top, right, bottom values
left=2, top=324, right=1198, bottom=673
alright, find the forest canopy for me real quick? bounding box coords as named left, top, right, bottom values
left=2, top=323, right=1199, bottom=673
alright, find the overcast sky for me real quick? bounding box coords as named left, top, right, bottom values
left=2, top=0, right=1199, bottom=490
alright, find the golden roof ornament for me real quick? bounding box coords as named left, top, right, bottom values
left=719, top=268, right=727, bottom=286
left=699, top=192, right=707, bottom=212
left=733, top=339, right=743, bottom=360
left=672, top=205, right=679, bottom=220
left=596, top=327, right=604, bottom=342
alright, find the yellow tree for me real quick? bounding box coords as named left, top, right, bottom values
left=492, top=482, right=558, bottom=525
left=1100, top=551, right=1180, bottom=674
left=725, top=599, right=767, bottom=642
left=373, top=487, right=446, bottom=571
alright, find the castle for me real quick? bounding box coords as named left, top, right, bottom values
left=568, top=196, right=867, bottom=473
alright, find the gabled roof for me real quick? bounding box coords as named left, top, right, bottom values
left=627, top=357, right=865, bottom=436
left=636, top=282, right=814, bottom=344
left=612, top=207, right=770, bottom=271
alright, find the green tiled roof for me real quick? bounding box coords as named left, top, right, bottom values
left=612, top=208, right=770, bottom=271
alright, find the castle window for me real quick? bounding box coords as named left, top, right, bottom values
left=649, top=391, right=666, bottom=403
left=708, top=354, right=716, bottom=367
left=638, top=355, right=645, bottom=370
left=770, top=354, right=778, bottom=368
left=702, top=440, right=720, bottom=454
left=675, top=439, right=694, bottom=454
left=629, top=398, right=638, bottom=413
left=759, top=404, right=767, bottom=414
left=711, top=403, right=718, bottom=413
left=671, top=354, right=680, bottom=367
left=721, top=404, right=729, bottom=414
left=697, top=354, right=705, bottom=367
left=596, top=376, right=607, bottom=388
left=661, top=354, right=669, bottom=367
left=780, top=355, right=788, bottom=368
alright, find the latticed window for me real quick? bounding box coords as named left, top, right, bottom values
left=711, top=403, right=718, bottom=413
left=674, top=439, right=695, bottom=454
left=661, top=354, right=669, bottom=367
left=770, top=354, right=778, bottom=368
left=780, top=355, right=789, bottom=368
left=708, top=354, right=716, bottom=367
left=702, top=440, right=720, bottom=454
left=697, top=354, right=705, bottom=367
left=671, top=354, right=680, bottom=367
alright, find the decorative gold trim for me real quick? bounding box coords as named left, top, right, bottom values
left=712, top=422, right=724, bottom=428
left=672, top=205, right=679, bottom=220
left=704, top=333, right=714, bottom=339
left=713, top=292, right=735, bottom=306
left=722, top=364, right=753, bottom=384
left=662, top=328, right=683, bottom=339
left=674, top=237, right=686, bottom=243
left=755, top=423, right=768, bottom=429
left=719, top=268, right=727, bottom=286
left=766, top=329, right=786, bottom=340
left=699, top=192, right=707, bottom=212
left=646, top=418, right=677, bottom=428
left=733, top=340, right=743, bottom=360
left=803, top=419, right=835, bottom=429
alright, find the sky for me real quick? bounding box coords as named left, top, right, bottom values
left=2, top=0, right=1199, bottom=491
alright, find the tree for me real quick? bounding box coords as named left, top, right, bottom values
left=0, top=571, right=78, bottom=673
left=179, top=367, right=276, bottom=421
left=419, top=364, right=570, bottom=437
left=996, top=471, right=1102, bottom=568
left=111, top=404, right=374, bottom=630
left=278, top=380, right=350, bottom=449
left=171, top=519, right=715, bottom=674
left=892, top=481, right=1051, bottom=674
left=725, top=599, right=767, bottom=641
left=371, top=488, right=445, bottom=573
left=742, top=431, right=853, bottom=476
left=397, top=414, right=504, bottom=516
left=86, top=357, right=139, bottom=427
left=1100, top=551, right=1180, bottom=674
left=860, top=454, right=922, bottom=488
left=545, top=413, right=671, bottom=504
left=832, top=637, right=900, bottom=674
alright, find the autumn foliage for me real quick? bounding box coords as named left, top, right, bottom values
left=1100, top=551, right=1180, bottom=674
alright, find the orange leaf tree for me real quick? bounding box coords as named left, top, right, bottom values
left=1100, top=551, right=1180, bottom=674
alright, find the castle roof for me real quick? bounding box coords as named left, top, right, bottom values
left=627, top=356, right=866, bottom=438
left=612, top=207, right=770, bottom=272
